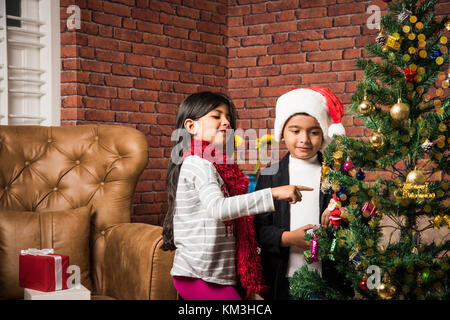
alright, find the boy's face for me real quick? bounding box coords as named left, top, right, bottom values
left=282, top=114, right=323, bottom=160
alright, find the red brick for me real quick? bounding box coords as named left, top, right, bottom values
left=92, top=12, right=122, bottom=27
left=248, top=66, right=280, bottom=77
left=281, top=63, right=314, bottom=75
left=84, top=97, right=110, bottom=109
left=325, top=26, right=360, bottom=38
left=320, top=38, right=354, bottom=50
left=307, top=50, right=342, bottom=61
left=332, top=59, right=358, bottom=71
left=273, top=53, right=306, bottom=65
left=244, top=14, right=276, bottom=25
left=327, top=3, right=365, bottom=16
left=96, top=49, right=124, bottom=63
left=295, top=7, right=327, bottom=18
left=105, top=75, right=134, bottom=88
left=297, top=17, right=333, bottom=30
left=263, top=21, right=297, bottom=33
left=302, top=72, right=337, bottom=84
left=241, top=35, right=272, bottom=46
left=104, top=2, right=131, bottom=16
left=134, top=79, right=162, bottom=90
left=268, top=75, right=300, bottom=87
left=112, top=64, right=140, bottom=77
left=237, top=46, right=267, bottom=57
left=131, top=90, right=158, bottom=101
left=86, top=86, right=117, bottom=98
left=125, top=53, right=152, bottom=67
left=268, top=42, right=300, bottom=55
left=114, top=28, right=143, bottom=42
left=85, top=109, right=115, bottom=122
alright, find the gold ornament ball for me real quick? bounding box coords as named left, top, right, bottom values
left=390, top=99, right=410, bottom=121
left=377, top=281, right=396, bottom=300
left=370, top=131, right=385, bottom=148
left=358, top=98, right=375, bottom=115
left=406, top=169, right=427, bottom=185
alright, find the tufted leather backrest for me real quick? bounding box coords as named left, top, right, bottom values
left=0, top=125, right=148, bottom=294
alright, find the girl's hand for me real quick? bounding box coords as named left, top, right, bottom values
left=280, top=224, right=316, bottom=250
left=321, top=208, right=331, bottom=227
left=271, top=185, right=313, bottom=204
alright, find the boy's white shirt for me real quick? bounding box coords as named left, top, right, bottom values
left=286, top=154, right=322, bottom=278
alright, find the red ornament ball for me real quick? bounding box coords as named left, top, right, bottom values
left=360, top=280, right=369, bottom=291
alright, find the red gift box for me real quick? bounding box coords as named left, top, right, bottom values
left=19, top=248, right=69, bottom=292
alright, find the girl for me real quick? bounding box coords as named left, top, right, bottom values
left=161, top=91, right=312, bottom=300
left=255, top=86, right=353, bottom=300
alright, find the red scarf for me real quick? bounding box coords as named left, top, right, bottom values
left=184, top=139, right=267, bottom=298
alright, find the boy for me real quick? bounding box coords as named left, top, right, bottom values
left=255, top=86, right=353, bottom=300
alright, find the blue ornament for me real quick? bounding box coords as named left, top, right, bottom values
left=339, top=185, right=347, bottom=193
left=430, top=50, right=442, bottom=60
left=356, top=169, right=366, bottom=180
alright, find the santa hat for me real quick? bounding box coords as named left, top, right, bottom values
left=274, top=86, right=346, bottom=150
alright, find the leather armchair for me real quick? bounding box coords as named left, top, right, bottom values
left=0, top=125, right=177, bottom=300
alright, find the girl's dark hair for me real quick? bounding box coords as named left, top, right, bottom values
left=161, top=91, right=237, bottom=250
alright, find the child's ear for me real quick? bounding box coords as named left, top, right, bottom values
left=184, top=118, right=196, bottom=135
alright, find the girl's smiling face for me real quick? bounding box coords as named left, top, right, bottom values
left=184, top=104, right=232, bottom=146
left=282, top=114, right=323, bottom=159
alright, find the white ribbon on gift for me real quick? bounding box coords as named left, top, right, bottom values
left=21, top=248, right=63, bottom=291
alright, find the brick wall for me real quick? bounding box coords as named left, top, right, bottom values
left=59, top=0, right=450, bottom=225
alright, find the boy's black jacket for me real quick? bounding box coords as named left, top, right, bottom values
left=254, top=152, right=353, bottom=300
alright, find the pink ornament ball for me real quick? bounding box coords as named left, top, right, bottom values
left=343, top=161, right=355, bottom=171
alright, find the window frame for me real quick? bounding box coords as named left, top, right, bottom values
left=0, top=0, right=60, bottom=126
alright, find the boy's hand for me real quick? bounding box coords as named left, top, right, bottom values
left=271, top=185, right=314, bottom=204
left=321, top=208, right=331, bottom=227
left=280, top=224, right=316, bottom=250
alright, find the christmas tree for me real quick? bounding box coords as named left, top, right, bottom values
left=289, top=0, right=449, bottom=300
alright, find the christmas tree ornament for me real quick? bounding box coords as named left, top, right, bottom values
left=415, top=21, right=424, bottom=30
left=377, top=275, right=396, bottom=300
left=402, top=25, right=411, bottom=33
left=360, top=279, right=369, bottom=291
left=440, top=36, right=448, bottom=44
left=390, top=98, right=410, bottom=121
left=398, top=4, right=412, bottom=23
left=343, top=160, right=354, bottom=171
left=421, top=139, right=433, bottom=152
left=419, top=49, right=427, bottom=58
left=400, top=168, right=436, bottom=199
left=356, top=169, right=366, bottom=180
left=328, top=194, right=343, bottom=227
left=386, top=33, right=402, bottom=50
left=409, top=15, right=418, bottom=23
left=445, top=21, right=450, bottom=31
left=406, top=168, right=426, bottom=185
left=362, top=201, right=378, bottom=218
left=349, top=251, right=361, bottom=268
left=430, top=49, right=442, bottom=60
left=304, top=234, right=319, bottom=264
left=408, top=33, right=416, bottom=40
left=404, top=66, right=417, bottom=82
left=369, top=129, right=385, bottom=148
left=357, top=97, right=375, bottom=115
left=376, top=28, right=387, bottom=46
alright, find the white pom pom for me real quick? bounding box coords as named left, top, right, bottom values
left=328, top=123, right=346, bottom=138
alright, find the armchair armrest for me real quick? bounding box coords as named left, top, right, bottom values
left=102, top=223, right=177, bottom=300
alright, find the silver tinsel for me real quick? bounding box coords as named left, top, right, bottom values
left=421, top=139, right=433, bottom=152
left=398, top=5, right=412, bottom=23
